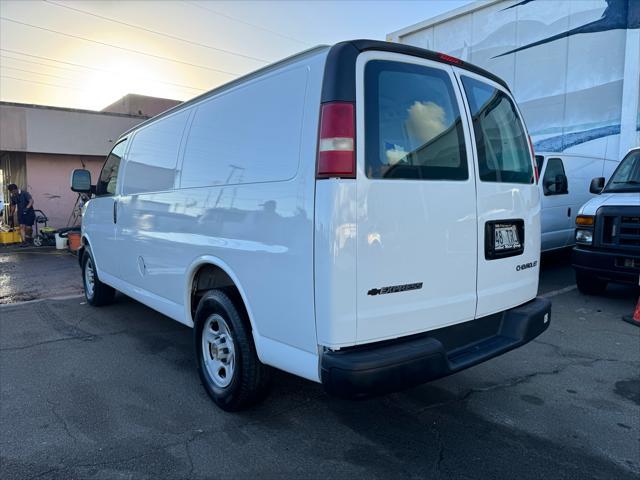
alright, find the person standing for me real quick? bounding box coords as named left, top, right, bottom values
left=7, top=184, right=35, bottom=247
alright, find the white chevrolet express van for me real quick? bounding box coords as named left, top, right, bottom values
left=71, top=40, right=551, bottom=411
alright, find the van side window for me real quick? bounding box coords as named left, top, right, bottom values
left=364, top=60, right=468, bottom=180
left=180, top=67, right=308, bottom=188
left=543, top=158, right=568, bottom=195
left=96, top=140, right=127, bottom=196
left=122, top=110, right=190, bottom=195
left=461, top=76, right=533, bottom=184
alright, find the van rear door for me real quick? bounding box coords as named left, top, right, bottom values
left=455, top=70, right=540, bottom=318
left=354, top=52, right=478, bottom=344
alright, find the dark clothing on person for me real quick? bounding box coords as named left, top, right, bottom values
left=11, top=190, right=35, bottom=226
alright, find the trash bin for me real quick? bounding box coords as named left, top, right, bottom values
left=55, top=233, right=68, bottom=250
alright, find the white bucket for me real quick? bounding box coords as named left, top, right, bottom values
left=55, top=233, right=68, bottom=250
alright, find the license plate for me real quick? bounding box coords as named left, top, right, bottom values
left=494, top=224, right=521, bottom=251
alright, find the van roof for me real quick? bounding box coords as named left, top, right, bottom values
left=118, top=39, right=509, bottom=141
left=119, top=44, right=330, bottom=138
left=321, top=39, right=509, bottom=103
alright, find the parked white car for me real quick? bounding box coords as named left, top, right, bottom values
left=71, top=40, right=551, bottom=411
left=573, top=147, right=640, bottom=294
left=535, top=152, right=620, bottom=252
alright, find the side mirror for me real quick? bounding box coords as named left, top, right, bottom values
left=555, top=174, right=568, bottom=194
left=589, top=177, right=605, bottom=194
left=70, top=169, right=92, bottom=193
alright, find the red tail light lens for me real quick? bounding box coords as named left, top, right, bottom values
left=528, top=134, right=538, bottom=183
left=437, top=53, right=463, bottom=65
left=317, top=102, right=355, bottom=179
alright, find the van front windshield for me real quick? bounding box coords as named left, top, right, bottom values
left=604, top=150, right=640, bottom=193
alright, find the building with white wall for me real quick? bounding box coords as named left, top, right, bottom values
left=388, top=0, right=640, bottom=161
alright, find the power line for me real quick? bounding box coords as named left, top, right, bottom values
left=0, top=49, right=205, bottom=92
left=1, top=53, right=85, bottom=74
left=1, top=74, right=88, bottom=92
left=187, top=1, right=311, bottom=46
left=43, top=0, right=269, bottom=64
left=0, top=16, right=240, bottom=76
left=1, top=65, right=79, bottom=83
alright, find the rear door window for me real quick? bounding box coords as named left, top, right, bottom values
left=364, top=60, right=468, bottom=180
left=461, top=76, right=533, bottom=184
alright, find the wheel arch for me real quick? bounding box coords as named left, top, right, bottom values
left=185, top=256, right=259, bottom=339
left=78, top=234, right=91, bottom=268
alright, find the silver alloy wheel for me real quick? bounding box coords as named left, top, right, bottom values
left=202, top=313, right=236, bottom=388
left=84, top=257, right=95, bottom=299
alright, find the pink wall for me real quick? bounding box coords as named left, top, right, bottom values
left=26, top=153, right=104, bottom=228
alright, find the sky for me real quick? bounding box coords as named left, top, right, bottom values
left=0, top=0, right=472, bottom=111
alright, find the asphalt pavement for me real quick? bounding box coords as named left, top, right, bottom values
left=0, top=249, right=638, bottom=479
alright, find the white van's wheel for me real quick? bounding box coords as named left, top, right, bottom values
left=195, top=290, right=271, bottom=411
left=82, top=249, right=115, bottom=306
left=201, top=314, right=236, bottom=388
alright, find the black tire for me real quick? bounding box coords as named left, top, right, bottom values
left=195, top=289, right=271, bottom=411
left=82, top=248, right=116, bottom=306
left=576, top=271, right=607, bottom=295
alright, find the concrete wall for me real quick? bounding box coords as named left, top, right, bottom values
left=25, top=153, right=104, bottom=229
left=389, top=0, right=640, bottom=161
left=0, top=103, right=146, bottom=156
left=101, top=94, right=181, bottom=117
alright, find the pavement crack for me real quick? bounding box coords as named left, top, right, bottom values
left=184, top=432, right=198, bottom=479
left=2, top=334, right=98, bottom=352
left=433, top=426, right=446, bottom=477
left=45, top=398, right=80, bottom=444
left=27, top=429, right=207, bottom=479
left=534, top=339, right=639, bottom=365
left=1, top=327, right=185, bottom=352
left=418, top=356, right=624, bottom=414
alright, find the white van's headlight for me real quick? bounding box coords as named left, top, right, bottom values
left=575, top=229, right=593, bottom=245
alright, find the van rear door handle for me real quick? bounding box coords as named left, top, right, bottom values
left=113, top=200, right=117, bottom=224
left=567, top=207, right=571, bottom=218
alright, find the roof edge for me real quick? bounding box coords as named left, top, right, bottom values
left=0, top=101, right=148, bottom=119
left=387, top=0, right=503, bottom=42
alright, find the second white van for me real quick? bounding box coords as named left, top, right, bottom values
left=535, top=152, right=620, bottom=251
left=71, top=40, right=551, bottom=411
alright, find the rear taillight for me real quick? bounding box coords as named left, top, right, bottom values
left=437, top=53, right=463, bottom=65
left=317, top=102, right=355, bottom=179
left=528, top=134, right=538, bottom=183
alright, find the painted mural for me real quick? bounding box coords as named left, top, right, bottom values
left=396, top=0, right=639, bottom=160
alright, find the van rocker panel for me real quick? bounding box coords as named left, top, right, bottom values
left=320, top=297, right=551, bottom=397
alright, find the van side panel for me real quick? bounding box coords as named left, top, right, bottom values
left=314, top=181, right=358, bottom=347
left=114, top=52, right=328, bottom=368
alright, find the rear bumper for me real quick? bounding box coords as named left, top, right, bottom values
left=572, top=247, right=640, bottom=285
left=320, top=297, right=551, bottom=398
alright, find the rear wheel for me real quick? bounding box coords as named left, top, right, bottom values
left=576, top=271, right=607, bottom=295
left=195, top=289, right=271, bottom=411
left=82, top=249, right=115, bottom=306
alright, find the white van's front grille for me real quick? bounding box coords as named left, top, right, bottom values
left=596, top=207, right=640, bottom=249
